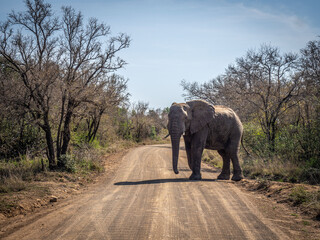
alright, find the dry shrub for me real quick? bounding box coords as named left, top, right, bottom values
left=0, top=176, right=27, bottom=193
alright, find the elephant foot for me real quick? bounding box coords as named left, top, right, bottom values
left=231, top=172, right=244, bottom=181
left=217, top=173, right=230, bottom=180
left=189, top=173, right=202, bottom=180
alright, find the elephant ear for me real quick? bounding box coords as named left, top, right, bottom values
left=187, top=100, right=215, bottom=134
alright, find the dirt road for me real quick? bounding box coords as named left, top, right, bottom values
left=0, top=145, right=310, bottom=239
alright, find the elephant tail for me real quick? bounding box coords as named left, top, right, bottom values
left=241, top=135, right=250, bottom=156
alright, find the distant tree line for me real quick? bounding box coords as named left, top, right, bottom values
left=0, top=0, right=168, bottom=170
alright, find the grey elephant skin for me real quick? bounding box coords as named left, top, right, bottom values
left=167, top=100, right=244, bottom=181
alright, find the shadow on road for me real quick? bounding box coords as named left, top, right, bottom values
left=147, top=145, right=186, bottom=150
left=114, top=178, right=217, bottom=186
left=148, top=145, right=171, bottom=149
left=171, top=168, right=220, bottom=173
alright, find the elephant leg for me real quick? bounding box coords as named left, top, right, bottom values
left=183, top=135, right=193, bottom=170
left=189, top=128, right=208, bottom=180
left=230, top=151, right=244, bottom=181
left=217, top=150, right=231, bottom=180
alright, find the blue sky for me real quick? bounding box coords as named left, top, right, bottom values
left=1, top=0, right=319, bottom=109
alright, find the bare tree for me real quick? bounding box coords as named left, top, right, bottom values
left=299, top=38, right=320, bottom=125
left=181, top=77, right=224, bottom=105
left=181, top=75, right=253, bottom=121
left=0, top=0, right=60, bottom=168
left=225, top=45, right=300, bottom=151
left=56, top=6, right=130, bottom=162
left=131, top=102, right=149, bottom=142
left=0, top=0, right=130, bottom=168
left=182, top=45, right=300, bottom=152
left=85, top=74, right=129, bottom=143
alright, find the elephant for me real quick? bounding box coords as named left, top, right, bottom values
left=167, top=99, right=244, bottom=181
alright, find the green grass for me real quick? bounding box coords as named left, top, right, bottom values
left=302, top=220, right=311, bottom=226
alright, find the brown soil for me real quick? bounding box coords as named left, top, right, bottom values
left=235, top=178, right=320, bottom=222
left=0, top=149, right=128, bottom=224
left=1, top=144, right=320, bottom=239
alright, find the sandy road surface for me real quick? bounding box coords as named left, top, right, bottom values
left=1, top=145, right=299, bottom=239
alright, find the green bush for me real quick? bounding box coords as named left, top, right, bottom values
left=243, top=122, right=270, bottom=157
left=71, top=130, right=87, bottom=146
left=58, top=154, right=77, bottom=173
left=71, top=146, right=105, bottom=173
left=150, top=126, right=158, bottom=140
left=117, top=119, right=133, bottom=141
left=242, top=120, right=320, bottom=185
left=0, top=118, right=44, bottom=159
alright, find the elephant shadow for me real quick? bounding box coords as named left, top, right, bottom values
left=172, top=167, right=220, bottom=173
left=147, top=145, right=185, bottom=150
left=114, top=178, right=217, bottom=186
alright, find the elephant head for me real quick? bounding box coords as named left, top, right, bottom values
left=167, top=100, right=215, bottom=174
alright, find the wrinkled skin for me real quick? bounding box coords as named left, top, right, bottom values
left=168, top=100, right=244, bottom=181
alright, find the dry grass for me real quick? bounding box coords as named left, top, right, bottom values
left=238, top=179, right=320, bottom=220
left=289, top=185, right=320, bottom=219
left=202, top=149, right=223, bottom=169
left=0, top=177, right=27, bottom=193
left=241, top=154, right=319, bottom=185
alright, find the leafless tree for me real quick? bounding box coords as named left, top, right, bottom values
left=0, top=0, right=60, bottom=168
left=225, top=45, right=300, bottom=151
left=182, top=45, right=300, bottom=152
left=181, top=76, right=224, bottom=105
left=56, top=6, right=130, bottom=162
left=85, top=74, right=129, bottom=143
left=299, top=38, right=320, bottom=125
left=131, top=102, right=149, bottom=142
left=0, top=0, right=130, bottom=168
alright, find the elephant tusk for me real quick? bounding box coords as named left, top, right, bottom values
left=163, top=133, right=170, bottom=139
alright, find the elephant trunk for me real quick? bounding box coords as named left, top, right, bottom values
left=170, top=120, right=182, bottom=174
left=171, top=134, right=181, bottom=174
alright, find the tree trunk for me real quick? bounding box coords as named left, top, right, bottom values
left=56, top=94, right=66, bottom=160
left=60, top=110, right=72, bottom=155
left=59, top=101, right=74, bottom=166
left=270, top=121, right=276, bottom=153
left=42, top=114, right=56, bottom=169
left=89, top=116, right=101, bottom=143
